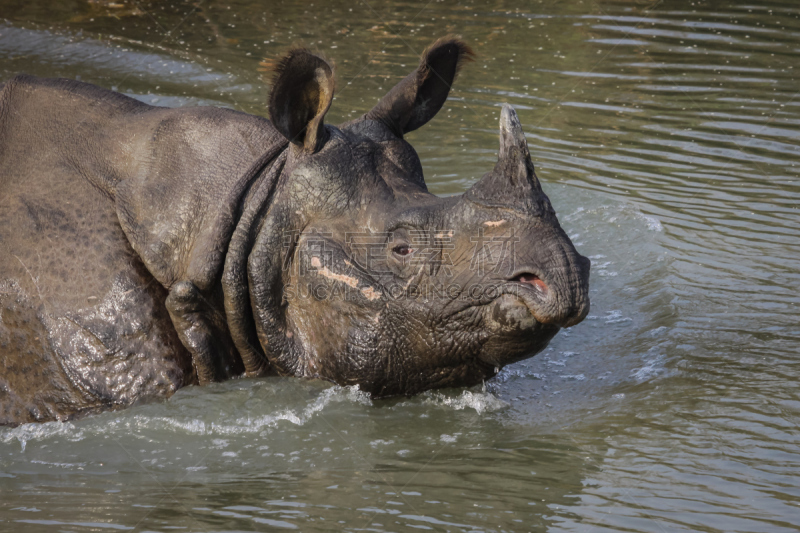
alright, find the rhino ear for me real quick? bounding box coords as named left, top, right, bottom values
left=366, top=37, right=474, bottom=137
left=269, top=49, right=335, bottom=153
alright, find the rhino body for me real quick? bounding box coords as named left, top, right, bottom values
left=0, top=39, right=590, bottom=426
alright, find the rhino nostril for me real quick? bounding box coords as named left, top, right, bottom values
left=510, top=272, right=549, bottom=295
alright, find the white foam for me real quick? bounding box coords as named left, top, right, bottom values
left=0, top=421, right=85, bottom=451
left=643, top=215, right=663, bottom=231
left=203, top=385, right=371, bottom=436
left=423, top=390, right=509, bottom=414
left=0, top=384, right=372, bottom=444
left=604, top=310, right=633, bottom=324
left=631, top=355, right=665, bottom=382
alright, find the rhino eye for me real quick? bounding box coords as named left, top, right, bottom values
left=393, top=244, right=414, bottom=256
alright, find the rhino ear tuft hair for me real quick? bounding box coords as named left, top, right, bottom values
left=269, top=48, right=335, bottom=153
left=366, top=36, right=475, bottom=137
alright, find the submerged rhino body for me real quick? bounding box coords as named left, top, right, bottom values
left=0, top=38, right=589, bottom=426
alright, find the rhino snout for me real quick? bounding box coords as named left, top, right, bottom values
left=561, top=253, right=591, bottom=327
left=500, top=253, right=590, bottom=330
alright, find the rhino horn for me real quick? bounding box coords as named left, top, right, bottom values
left=465, top=105, right=548, bottom=216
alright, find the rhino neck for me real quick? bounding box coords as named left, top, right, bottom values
left=221, top=148, right=290, bottom=375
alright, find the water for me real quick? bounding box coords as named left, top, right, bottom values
left=1, top=0, right=799, bottom=531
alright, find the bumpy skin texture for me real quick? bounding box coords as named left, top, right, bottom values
left=0, top=38, right=590, bottom=426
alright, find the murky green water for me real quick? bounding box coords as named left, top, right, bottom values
left=1, top=0, right=798, bottom=531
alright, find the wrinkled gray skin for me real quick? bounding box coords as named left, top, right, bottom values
left=0, top=38, right=589, bottom=426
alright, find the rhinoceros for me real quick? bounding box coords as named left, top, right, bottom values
left=0, top=38, right=590, bottom=426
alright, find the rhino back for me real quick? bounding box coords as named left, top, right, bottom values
left=0, top=75, right=152, bottom=196
left=1, top=75, right=288, bottom=290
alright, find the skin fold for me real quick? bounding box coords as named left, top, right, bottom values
left=0, top=37, right=590, bottom=426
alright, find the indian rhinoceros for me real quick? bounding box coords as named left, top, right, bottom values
left=0, top=38, right=590, bottom=426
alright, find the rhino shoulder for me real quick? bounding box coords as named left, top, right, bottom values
left=113, top=104, right=288, bottom=291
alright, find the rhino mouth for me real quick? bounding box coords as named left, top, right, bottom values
left=477, top=271, right=560, bottom=369
left=501, top=271, right=558, bottom=327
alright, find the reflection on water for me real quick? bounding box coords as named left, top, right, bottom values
left=1, top=0, right=799, bottom=531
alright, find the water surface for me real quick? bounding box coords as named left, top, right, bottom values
left=1, top=0, right=799, bottom=531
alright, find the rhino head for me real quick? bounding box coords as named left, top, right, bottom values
left=228, top=38, right=590, bottom=397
